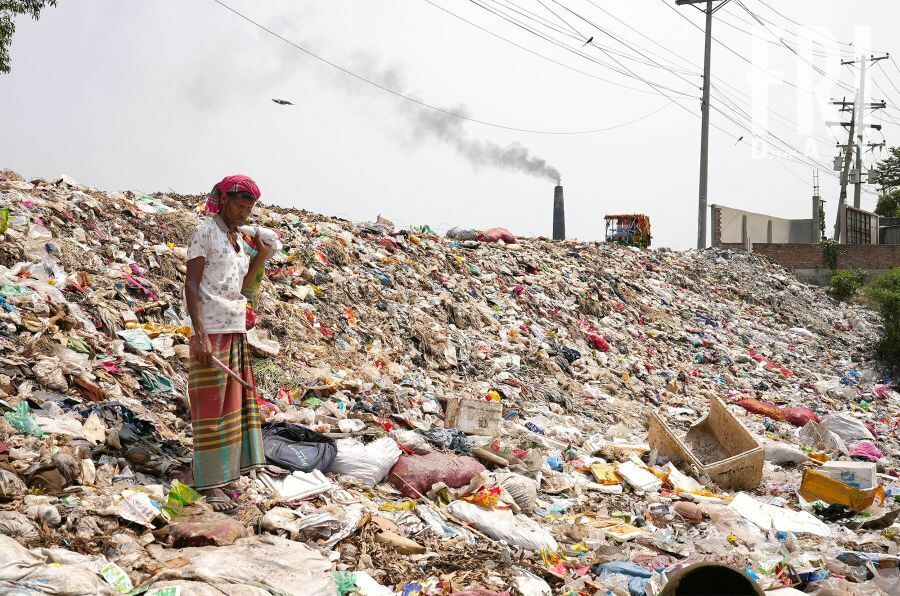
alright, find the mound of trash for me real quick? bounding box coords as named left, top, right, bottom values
left=0, top=170, right=898, bottom=595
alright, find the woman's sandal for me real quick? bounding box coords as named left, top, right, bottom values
left=205, top=495, right=238, bottom=512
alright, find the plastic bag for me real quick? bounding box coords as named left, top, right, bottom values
left=334, top=571, right=357, bottom=596
left=783, top=407, right=820, bottom=427
left=446, top=500, right=557, bottom=551
left=329, top=437, right=401, bottom=487
left=117, top=328, right=153, bottom=352
left=162, top=480, right=203, bottom=517
left=3, top=402, right=45, bottom=437
left=799, top=421, right=849, bottom=454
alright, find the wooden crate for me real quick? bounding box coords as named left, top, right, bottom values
left=648, top=397, right=763, bottom=490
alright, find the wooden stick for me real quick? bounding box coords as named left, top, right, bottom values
left=210, top=355, right=253, bottom=390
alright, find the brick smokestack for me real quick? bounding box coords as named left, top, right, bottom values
left=553, top=185, right=565, bottom=240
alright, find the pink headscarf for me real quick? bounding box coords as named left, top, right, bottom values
left=204, top=174, right=261, bottom=214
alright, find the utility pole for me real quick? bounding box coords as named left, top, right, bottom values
left=676, top=0, right=733, bottom=250
left=831, top=96, right=857, bottom=242
left=829, top=54, right=887, bottom=241
left=854, top=57, right=868, bottom=209
left=812, top=170, right=822, bottom=243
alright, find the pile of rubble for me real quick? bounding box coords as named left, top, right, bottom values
left=0, top=170, right=898, bottom=595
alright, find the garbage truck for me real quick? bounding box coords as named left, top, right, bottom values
left=604, top=214, right=651, bottom=248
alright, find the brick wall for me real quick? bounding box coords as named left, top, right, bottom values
left=752, top=243, right=900, bottom=270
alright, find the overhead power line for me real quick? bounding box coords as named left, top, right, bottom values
left=553, top=0, right=838, bottom=175
left=580, top=0, right=837, bottom=147
left=211, top=0, right=679, bottom=135
left=468, top=0, right=700, bottom=89
left=658, top=0, right=852, bottom=104
left=751, top=0, right=855, bottom=48
left=425, top=0, right=699, bottom=96
left=722, top=2, right=854, bottom=56
left=733, top=0, right=855, bottom=94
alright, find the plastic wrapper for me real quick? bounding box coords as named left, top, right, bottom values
left=162, top=480, right=203, bottom=517
left=446, top=500, right=557, bottom=551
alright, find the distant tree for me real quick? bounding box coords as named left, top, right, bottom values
left=875, top=190, right=900, bottom=218
left=0, top=1, right=57, bottom=74
left=871, top=146, right=900, bottom=192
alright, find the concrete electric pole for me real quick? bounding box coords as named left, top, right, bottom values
left=676, top=0, right=734, bottom=250
left=829, top=54, right=887, bottom=241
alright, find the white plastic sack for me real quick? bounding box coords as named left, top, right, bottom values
left=0, top=535, right=114, bottom=594
left=821, top=413, right=875, bottom=443
left=328, top=437, right=401, bottom=487
left=0, top=470, right=26, bottom=499
left=353, top=571, right=394, bottom=596
left=446, top=500, right=558, bottom=551
left=0, top=511, right=39, bottom=542
left=32, top=357, right=68, bottom=392
left=764, top=442, right=809, bottom=465
left=239, top=225, right=283, bottom=251
left=495, top=472, right=538, bottom=514
left=513, top=567, right=553, bottom=596
left=145, top=535, right=334, bottom=596
left=729, top=493, right=831, bottom=537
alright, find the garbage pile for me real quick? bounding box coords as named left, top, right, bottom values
left=1, top=170, right=898, bottom=595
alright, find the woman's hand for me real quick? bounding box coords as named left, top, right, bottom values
left=254, top=230, right=275, bottom=259
left=191, top=333, right=212, bottom=365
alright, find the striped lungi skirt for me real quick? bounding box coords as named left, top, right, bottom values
left=189, top=333, right=265, bottom=490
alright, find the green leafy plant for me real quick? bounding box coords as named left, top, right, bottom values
left=818, top=201, right=827, bottom=241
left=871, top=147, right=900, bottom=193
left=829, top=267, right=866, bottom=300
left=875, top=190, right=900, bottom=218
left=1, top=1, right=58, bottom=74
left=867, top=268, right=900, bottom=368
left=822, top=239, right=839, bottom=272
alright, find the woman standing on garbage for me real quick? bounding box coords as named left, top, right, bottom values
left=184, top=174, right=274, bottom=511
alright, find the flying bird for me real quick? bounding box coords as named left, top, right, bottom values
left=271, top=98, right=294, bottom=106
left=581, top=36, right=594, bottom=47
left=734, top=136, right=744, bottom=145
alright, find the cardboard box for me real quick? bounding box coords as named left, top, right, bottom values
left=799, top=469, right=885, bottom=512
left=820, top=461, right=877, bottom=490
left=444, top=397, right=502, bottom=435
left=648, top=397, right=764, bottom=490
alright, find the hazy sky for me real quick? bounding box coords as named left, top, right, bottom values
left=2, top=0, right=898, bottom=248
